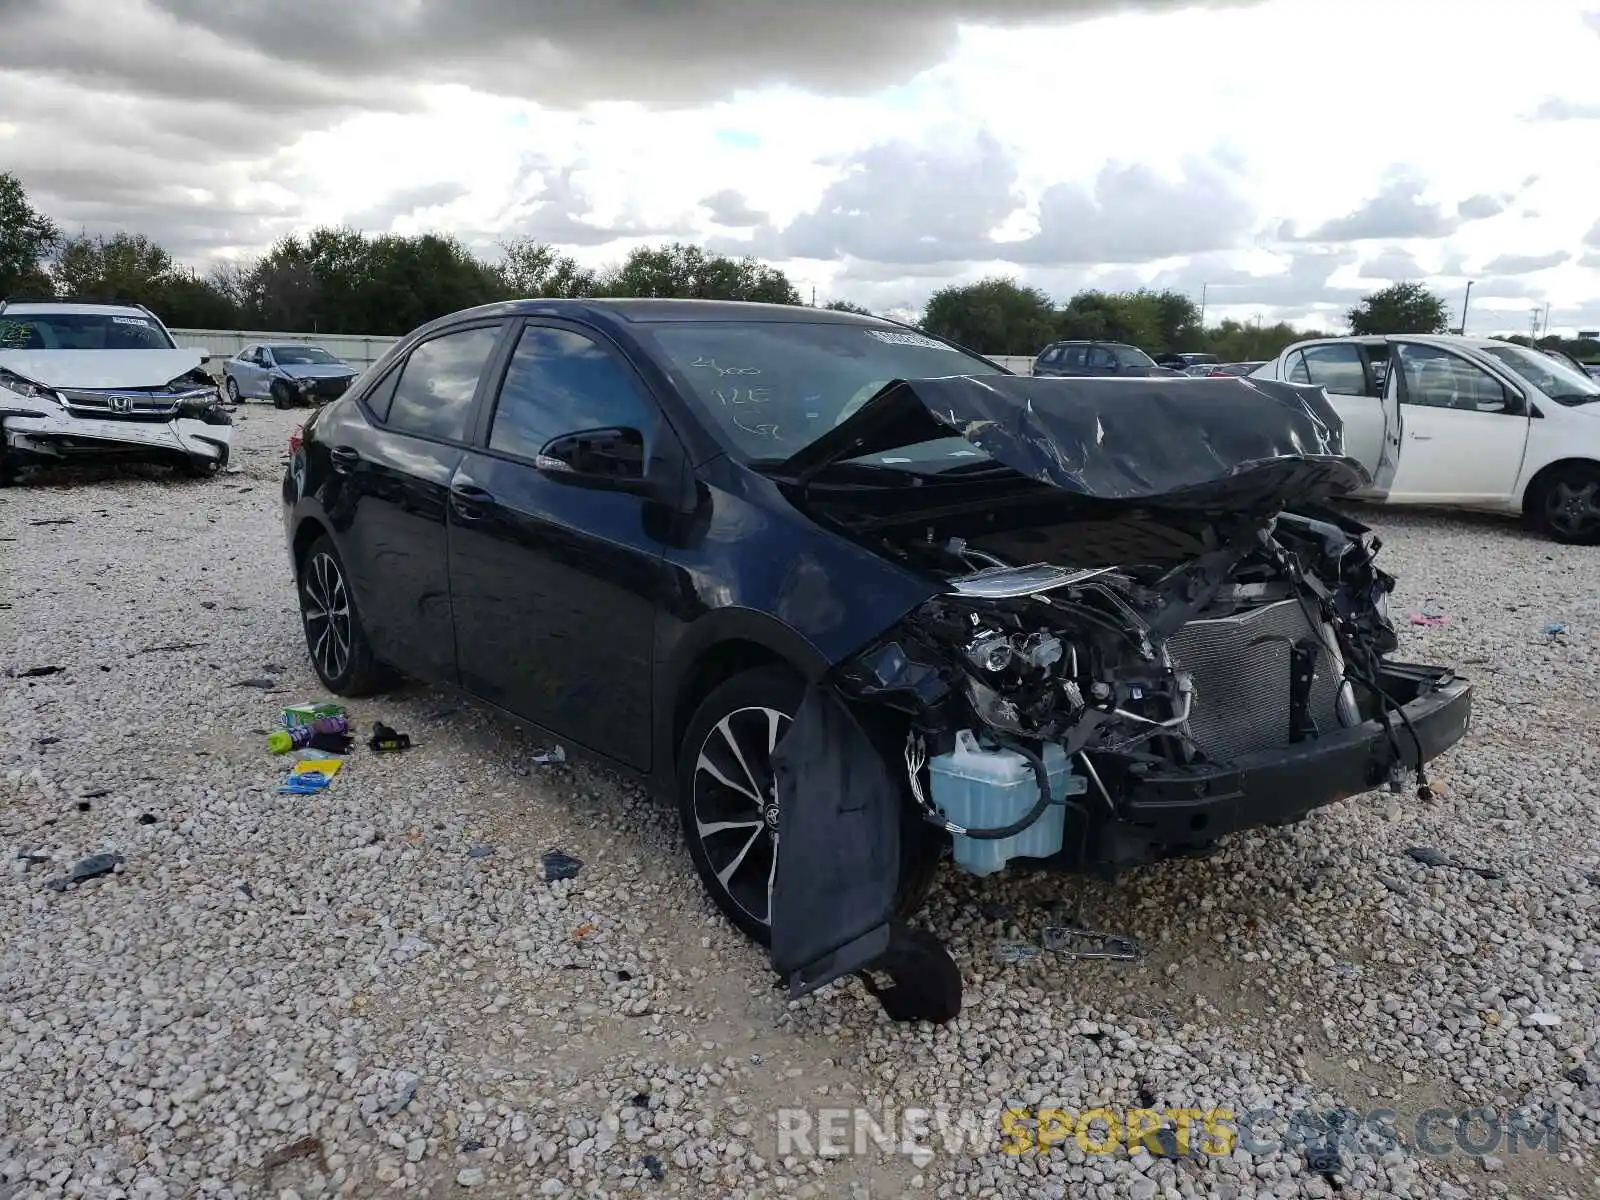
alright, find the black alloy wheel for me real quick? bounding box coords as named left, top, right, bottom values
left=297, top=535, right=393, bottom=695
left=1534, top=464, right=1600, bottom=545
left=677, top=666, right=943, bottom=947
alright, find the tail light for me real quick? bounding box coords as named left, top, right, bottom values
left=289, top=426, right=303, bottom=455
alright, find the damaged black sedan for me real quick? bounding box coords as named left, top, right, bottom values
left=280, top=299, right=1472, bottom=1024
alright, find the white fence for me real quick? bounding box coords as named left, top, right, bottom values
left=170, top=328, right=1035, bottom=377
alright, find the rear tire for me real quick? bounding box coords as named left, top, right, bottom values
left=676, top=665, right=943, bottom=948
left=297, top=534, right=396, bottom=696
left=1530, top=463, right=1600, bottom=545
left=224, top=376, right=241, bottom=404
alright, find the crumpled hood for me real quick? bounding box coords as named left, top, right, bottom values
left=776, top=374, right=1370, bottom=510
left=276, top=363, right=356, bottom=380
left=0, top=348, right=205, bottom=390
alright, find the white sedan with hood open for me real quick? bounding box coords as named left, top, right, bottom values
left=0, top=300, right=234, bottom=485
left=1250, top=333, right=1600, bottom=543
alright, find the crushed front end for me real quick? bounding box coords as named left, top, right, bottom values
left=762, top=374, right=1472, bottom=1020
left=836, top=506, right=1471, bottom=877
left=1, top=366, right=233, bottom=479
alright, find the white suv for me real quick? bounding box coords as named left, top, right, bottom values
left=0, top=299, right=232, bottom=484
left=1251, top=334, right=1600, bottom=543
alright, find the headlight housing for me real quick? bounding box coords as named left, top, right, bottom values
left=0, top=367, right=59, bottom=402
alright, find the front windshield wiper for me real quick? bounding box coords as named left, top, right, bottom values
left=1551, top=393, right=1600, bottom=407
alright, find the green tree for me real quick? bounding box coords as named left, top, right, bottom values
left=0, top=173, right=59, bottom=297
left=1346, top=281, right=1450, bottom=336
left=824, top=299, right=874, bottom=315
left=595, top=242, right=800, bottom=303
left=920, top=277, right=1056, bottom=355
left=1055, top=290, right=1161, bottom=349
left=51, top=232, right=175, bottom=304
left=158, top=269, right=240, bottom=328
left=497, top=235, right=597, bottom=298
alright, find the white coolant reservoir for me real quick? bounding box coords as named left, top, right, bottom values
left=927, top=730, right=1085, bottom=877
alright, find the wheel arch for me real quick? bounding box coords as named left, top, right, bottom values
left=1520, top=456, right=1600, bottom=515
left=658, top=611, right=835, bottom=787
left=291, top=514, right=330, bottom=579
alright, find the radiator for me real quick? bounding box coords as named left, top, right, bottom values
left=1166, top=598, right=1346, bottom=762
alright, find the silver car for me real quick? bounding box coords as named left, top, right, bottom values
left=222, top=343, right=359, bottom=409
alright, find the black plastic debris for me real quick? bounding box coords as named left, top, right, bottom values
left=13, top=665, right=64, bottom=678
left=37, top=736, right=61, bottom=747
left=369, top=721, right=412, bottom=752
left=138, top=642, right=202, bottom=655
left=1566, top=1065, right=1591, bottom=1087
left=542, top=850, right=583, bottom=882
left=857, top=923, right=962, bottom=1025
left=467, top=844, right=495, bottom=859
left=81, top=789, right=111, bottom=799
left=1305, top=1144, right=1342, bottom=1180
left=239, top=882, right=254, bottom=900
left=137, top=813, right=157, bottom=825
left=1404, top=846, right=1500, bottom=879
left=630, top=1092, right=650, bottom=1109
left=1151, top=1127, right=1184, bottom=1160
left=27, top=517, right=74, bottom=526
left=43, top=852, right=124, bottom=892
left=641, top=1154, right=665, bottom=1182
left=459, top=1139, right=484, bottom=1153
left=234, top=677, right=279, bottom=690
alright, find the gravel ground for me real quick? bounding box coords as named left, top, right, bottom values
left=3, top=405, right=1599, bottom=1200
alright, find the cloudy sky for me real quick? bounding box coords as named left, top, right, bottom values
left=3, top=0, right=1599, bottom=333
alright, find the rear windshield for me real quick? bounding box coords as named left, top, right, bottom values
left=0, top=312, right=175, bottom=350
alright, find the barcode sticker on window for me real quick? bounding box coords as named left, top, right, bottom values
left=112, top=317, right=151, bottom=326
left=865, top=330, right=958, bottom=352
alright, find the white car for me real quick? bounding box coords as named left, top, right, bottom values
left=0, top=300, right=233, bottom=484
left=1250, top=334, right=1600, bottom=543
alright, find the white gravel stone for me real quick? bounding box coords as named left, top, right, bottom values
left=3, top=411, right=1598, bottom=1198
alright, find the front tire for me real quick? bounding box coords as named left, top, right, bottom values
left=1531, top=463, right=1600, bottom=545
left=297, top=535, right=394, bottom=696
left=676, top=666, right=942, bottom=948
left=271, top=381, right=293, bottom=410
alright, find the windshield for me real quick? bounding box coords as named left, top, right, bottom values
left=1477, top=342, right=1600, bottom=405
left=270, top=345, right=338, bottom=365
left=0, top=311, right=175, bottom=351
left=644, top=320, right=1005, bottom=464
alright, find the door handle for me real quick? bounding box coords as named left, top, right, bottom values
left=1410, top=433, right=1433, bottom=440
left=330, top=446, right=361, bottom=472
left=450, top=483, right=494, bottom=519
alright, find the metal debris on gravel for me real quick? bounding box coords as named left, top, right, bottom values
left=2, top=410, right=1598, bottom=1198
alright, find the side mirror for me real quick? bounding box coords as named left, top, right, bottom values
left=536, top=425, right=698, bottom=513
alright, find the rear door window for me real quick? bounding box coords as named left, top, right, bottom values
left=383, top=324, right=503, bottom=441
left=1300, top=344, right=1370, bottom=396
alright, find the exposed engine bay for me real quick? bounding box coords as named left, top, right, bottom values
left=834, top=505, right=1433, bottom=876
left=762, top=372, right=1473, bottom=1020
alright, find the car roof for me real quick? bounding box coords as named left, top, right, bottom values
left=431, top=297, right=896, bottom=327
left=1, top=301, right=158, bottom=320
left=1292, top=333, right=1524, bottom=352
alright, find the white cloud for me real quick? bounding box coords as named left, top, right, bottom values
left=3, top=0, right=1598, bottom=333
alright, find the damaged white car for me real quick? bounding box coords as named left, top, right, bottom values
left=0, top=300, right=233, bottom=485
